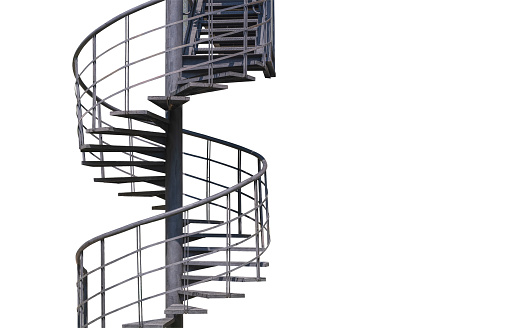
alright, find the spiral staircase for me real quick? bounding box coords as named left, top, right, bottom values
left=73, top=1, right=275, bottom=327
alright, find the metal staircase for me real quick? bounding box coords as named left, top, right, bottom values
left=73, top=1, right=275, bottom=327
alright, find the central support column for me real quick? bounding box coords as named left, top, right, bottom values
left=165, top=1, right=184, bottom=327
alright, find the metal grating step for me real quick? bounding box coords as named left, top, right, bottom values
left=179, top=71, right=255, bottom=84
left=201, top=19, right=257, bottom=27
left=94, top=176, right=165, bottom=187
left=110, top=110, right=169, bottom=131
left=175, top=82, right=228, bottom=96
left=123, top=318, right=174, bottom=328
left=87, top=127, right=166, bottom=145
left=80, top=144, right=165, bottom=160
left=147, top=96, right=190, bottom=111
left=187, top=260, right=269, bottom=267
left=164, top=304, right=207, bottom=315
left=195, top=46, right=258, bottom=54
left=184, top=233, right=251, bottom=243
left=183, top=275, right=266, bottom=283
left=118, top=190, right=165, bottom=199
left=178, top=290, right=245, bottom=299
left=82, top=161, right=165, bottom=173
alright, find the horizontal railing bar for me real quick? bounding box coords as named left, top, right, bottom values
left=78, top=196, right=266, bottom=282
left=80, top=19, right=266, bottom=87
left=78, top=209, right=266, bottom=306
left=183, top=152, right=253, bottom=177
left=80, top=241, right=270, bottom=326
left=77, top=42, right=269, bottom=119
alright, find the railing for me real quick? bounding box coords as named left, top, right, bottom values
left=76, top=130, right=271, bottom=328
left=73, top=0, right=274, bottom=135
left=73, top=1, right=274, bottom=327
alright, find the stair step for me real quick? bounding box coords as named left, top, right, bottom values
left=182, top=53, right=263, bottom=66
left=179, top=71, right=255, bottom=84
left=118, top=190, right=165, bottom=199
left=201, top=19, right=257, bottom=27
left=182, top=59, right=264, bottom=79
left=183, top=275, right=266, bottom=283
left=80, top=145, right=165, bottom=160
left=185, top=246, right=259, bottom=256
left=94, top=176, right=165, bottom=187
left=82, top=161, right=165, bottom=173
left=199, top=28, right=257, bottom=36
left=184, top=233, right=251, bottom=243
left=185, top=219, right=223, bottom=225
left=175, top=82, right=228, bottom=96
left=202, top=11, right=259, bottom=18
left=123, top=318, right=175, bottom=328
left=110, top=110, right=169, bottom=131
left=195, top=47, right=257, bottom=54
left=187, top=260, right=269, bottom=268
left=87, top=127, right=166, bottom=145
left=164, top=304, right=207, bottom=315
left=178, top=290, right=245, bottom=299
left=187, top=246, right=260, bottom=252
left=147, top=96, right=190, bottom=111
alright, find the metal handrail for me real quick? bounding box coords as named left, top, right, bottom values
left=73, top=0, right=271, bottom=112
left=75, top=130, right=266, bottom=264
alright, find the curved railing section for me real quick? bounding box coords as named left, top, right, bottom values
left=73, top=1, right=274, bottom=327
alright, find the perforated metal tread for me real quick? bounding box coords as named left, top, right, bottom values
left=183, top=275, right=266, bottom=283
left=165, top=304, right=207, bottom=315
left=110, top=110, right=169, bottom=130
left=82, top=161, right=165, bottom=173
left=178, top=290, right=245, bottom=299
left=175, top=82, right=228, bottom=96
left=87, top=127, right=166, bottom=145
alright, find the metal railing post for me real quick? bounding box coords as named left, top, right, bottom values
left=253, top=181, right=260, bottom=280
left=206, top=140, right=211, bottom=221
left=136, top=227, right=144, bottom=328
left=92, top=36, right=97, bottom=130
left=237, top=149, right=242, bottom=234
left=100, top=240, right=106, bottom=328
left=257, top=160, right=264, bottom=248
left=226, top=194, right=231, bottom=296
left=263, top=172, right=270, bottom=244
left=243, top=0, right=248, bottom=76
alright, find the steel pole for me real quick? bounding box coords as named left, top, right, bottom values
left=165, top=1, right=184, bottom=327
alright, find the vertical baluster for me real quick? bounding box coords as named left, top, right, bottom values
left=243, top=0, right=248, bottom=76
left=237, top=149, right=242, bottom=234
left=271, top=0, right=275, bottom=60
left=98, top=104, right=105, bottom=178
left=125, top=15, right=135, bottom=191
left=92, top=36, right=97, bottom=130
left=79, top=252, right=88, bottom=328
left=136, top=227, right=144, bottom=328
left=257, top=160, right=264, bottom=248
left=226, top=195, right=231, bottom=296
left=183, top=211, right=189, bottom=311
left=253, top=181, right=260, bottom=280
left=263, top=171, right=270, bottom=244
left=74, top=58, right=86, bottom=161
left=207, top=0, right=213, bottom=85
left=77, top=256, right=83, bottom=328
left=206, top=140, right=211, bottom=221
left=100, top=239, right=106, bottom=328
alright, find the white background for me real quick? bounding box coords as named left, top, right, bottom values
left=1, top=1, right=525, bottom=327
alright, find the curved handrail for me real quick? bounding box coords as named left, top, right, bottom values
left=75, top=129, right=266, bottom=264
left=73, top=0, right=271, bottom=113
